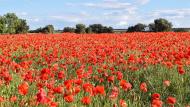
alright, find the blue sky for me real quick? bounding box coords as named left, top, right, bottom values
left=0, top=0, right=190, bottom=29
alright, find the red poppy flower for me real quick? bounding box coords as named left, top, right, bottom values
left=167, top=96, right=176, bottom=105
left=58, top=71, right=65, bottom=80
left=117, top=71, right=123, bottom=80
left=0, top=96, right=4, bottom=102
left=64, top=95, right=74, bottom=103
left=120, top=80, right=132, bottom=91
left=83, top=83, right=93, bottom=93
left=73, top=86, right=81, bottom=95
left=94, top=85, right=105, bottom=95
left=37, top=88, right=48, bottom=104
left=10, top=96, right=17, bottom=102
left=177, top=65, right=185, bottom=75
left=140, top=82, right=147, bottom=92
left=50, top=101, right=58, bottom=107
left=107, top=76, right=114, bottom=83
left=152, top=93, right=161, bottom=100
left=109, top=86, right=119, bottom=99
left=81, top=96, right=91, bottom=105
left=18, top=82, right=29, bottom=95
left=53, top=86, right=63, bottom=94
left=151, top=99, right=163, bottom=107
left=119, top=99, right=127, bottom=107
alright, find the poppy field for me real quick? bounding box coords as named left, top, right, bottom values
left=0, top=32, right=190, bottom=107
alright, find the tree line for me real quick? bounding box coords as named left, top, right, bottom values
left=0, top=13, right=188, bottom=34
left=30, top=23, right=114, bottom=34
left=127, top=18, right=173, bottom=32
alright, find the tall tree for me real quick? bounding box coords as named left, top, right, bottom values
left=154, top=18, right=172, bottom=32
left=0, top=13, right=29, bottom=34
left=0, top=16, right=6, bottom=34
left=75, top=24, right=86, bottom=34
left=4, top=13, right=19, bottom=34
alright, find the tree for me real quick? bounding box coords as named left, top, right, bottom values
left=75, top=24, right=86, bottom=34
left=85, top=27, right=92, bottom=34
left=134, top=23, right=146, bottom=32
left=107, top=27, right=114, bottom=33
left=148, top=23, right=155, bottom=32
left=89, top=24, right=103, bottom=33
left=16, top=19, right=29, bottom=34
left=0, top=16, right=6, bottom=34
left=63, top=27, right=75, bottom=33
left=102, top=26, right=114, bottom=33
left=173, top=28, right=190, bottom=32
left=127, top=23, right=146, bottom=32
left=88, top=24, right=113, bottom=33
left=41, top=25, right=54, bottom=34
left=29, top=27, right=42, bottom=33
left=0, top=13, right=29, bottom=34
left=31, top=25, right=54, bottom=34
left=127, top=26, right=135, bottom=32
left=154, top=18, right=172, bottom=32
left=4, top=13, right=19, bottom=34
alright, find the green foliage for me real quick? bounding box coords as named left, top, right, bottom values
left=127, top=18, right=173, bottom=32
left=0, top=16, right=6, bottom=34
left=0, top=13, right=29, bottom=34
left=62, top=24, right=113, bottom=34
left=4, top=13, right=19, bottom=34
left=16, top=19, right=29, bottom=34
left=75, top=24, right=86, bottom=34
left=42, top=25, right=54, bottom=34
left=89, top=24, right=113, bottom=33
left=154, top=18, right=173, bottom=32
left=85, top=27, right=93, bottom=34
left=102, top=26, right=114, bottom=33
left=173, top=28, right=190, bottom=32
left=30, top=25, right=54, bottom=34
left=63, top=27, right=75, bottom=33
left=89, top=24, right=103, bottom=33
left=148, top=23, right=156, bottom=32
left=127, top=26, right=135, bottom=32
left=127, top=23, right=146, bottom=32
left=29, top=28, right=42, bottom=33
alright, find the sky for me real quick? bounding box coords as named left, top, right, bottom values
left=0, top=0, right=190, bottom=29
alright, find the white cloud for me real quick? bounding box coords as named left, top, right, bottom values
left=136, top=0, right=150, bottom=5
left=146, top=8, right=190, bottom=27
left=83, top=0, right=132, bottom=10
left=16, top=12, right=28, bottom=16
left=50, top=15, right=81, bottom=23
left=49, top=11, right=92, bottom=24
left=26, top=8, right=190, bottom=29
left=150, top=9, right=190, bottom=19
left=27, top=18, right=40, bottom=22
left=81, top=0, right=150, bottom=10
left=118, top=8, right=190, bottom=28
left=118, top=21, right=128, bottom=26
left=62, top=0, right=141, bottom=27
left=12, top=0, right=190, bottom=29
